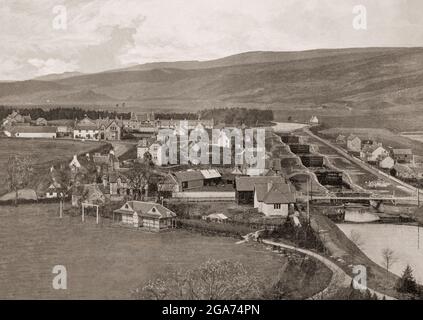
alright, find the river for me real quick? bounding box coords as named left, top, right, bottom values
left=337, top=223, right=423, bottom=284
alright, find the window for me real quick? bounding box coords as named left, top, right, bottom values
left=274, top=204, right=281, bottom=210
left=182, top=182, right=188, bottom=189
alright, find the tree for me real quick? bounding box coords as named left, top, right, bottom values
left=381, top=248, right=397, bottom=276
left=396, top=264, right=418, bottom=295
left=55, top=165, right=74, bottom=218
left=133, top=260, right=262, bottom=300
left=6, top=155, right=32, bottom=206
left=128, top=161, right=153, bottom=200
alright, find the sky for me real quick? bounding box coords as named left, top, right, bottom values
left=1, top=0, right=423, bottom=81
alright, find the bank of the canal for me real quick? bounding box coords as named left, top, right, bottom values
left=311, top=214, right=401, bottom=298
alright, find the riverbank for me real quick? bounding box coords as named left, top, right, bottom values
left=311, top=214, right=400, bottom=298
left=338, top=223, right=423, bottom=284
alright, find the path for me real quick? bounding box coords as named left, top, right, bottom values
left=304, top=128, right=420, bottom=198
left=242, top=231, right=395, bottom=299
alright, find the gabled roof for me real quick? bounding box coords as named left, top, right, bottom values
left=200, top=169, right=221, bottom=179
left=262, top=182, right=295, bottom=204
left=115, top=201, right=176, bottom=219
left=75, top=116, right=98, bottom=130
left=8, top=126, right=57, bottom=134
left=236, top=176, right=285, bottom=192
left=174, top=170, right=204, bottom=182
left=362, top=144, right=386, bottom=154
left=347, top=134, right=360, bottom=141
left=393, top=149, right=412, bottom=155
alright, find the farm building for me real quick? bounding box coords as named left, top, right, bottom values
left=336, top=134, right=346, bottom=144
left=346, top=135, right=361, bottom=153
left=300, top=155, right=324, bottom=167
left=4, top=126, right=57, bottom=138
left=113, top=201, right=177, bottom=231
left=157, top=174, right=179, bottom=197
left=289, top=144, right=310, bottom=154
left=392, top=149, right=414, bottom=164
left=360, top=145, right=389, bottom=163
left=35, top=117, right=48, bottom=126
left=173, top=170, right=204, bottom=191
left=200, top=169, right=222, bottom=186
left=235, top=176, right=287, bottom=205
left=2, top=110, right=28, bottom=126
left=253, top=181, right=296, bottom=217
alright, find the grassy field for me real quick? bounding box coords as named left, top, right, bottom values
left=0, top=203, right=332, bottom=299
left=0, top=138, right=108, bottom=195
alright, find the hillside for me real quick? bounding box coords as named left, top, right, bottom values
left=2, top=48, right=423, bottom=114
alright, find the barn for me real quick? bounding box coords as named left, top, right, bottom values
left=5, top=126, right=57, bottom=138
left=173, top=171, right=204, bottom=191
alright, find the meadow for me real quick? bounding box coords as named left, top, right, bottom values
left=0, top=203, right=305, bottom=299
left=0, top=138, right=107, bottom=195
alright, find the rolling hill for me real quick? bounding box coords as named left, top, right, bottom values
left=2, top=47, right=423, bottom=114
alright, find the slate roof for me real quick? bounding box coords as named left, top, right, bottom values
left=347, top=134, right=360, bottom=141
left=174, top=171, right=204, bottom=182
left=235, top=176, right=285, bottom=192
left=200, top=169, right=221, bottom=179
left=8, top=126, right=57, bottom=133
left=393, top=149, right=412, bottom=155
left=262, top=183, right=295, bottom=204
left=114, top=201, right=176, bottom=219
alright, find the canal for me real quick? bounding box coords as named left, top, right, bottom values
left=338, top=223, right=423, bottom=284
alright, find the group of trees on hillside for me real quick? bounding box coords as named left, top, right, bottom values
left=154, top=112, right=198, bottom=120
left=0, top=106, right=131, bottom=121
left=200, top=107, right=274, bottom=126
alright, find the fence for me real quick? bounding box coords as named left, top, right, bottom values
left=172, top=191, right=235, bottom=202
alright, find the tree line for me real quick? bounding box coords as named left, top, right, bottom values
left=0, top=106, right=131, bottom=121
left=156, top=108, right=274, bottom=126
left=200, top=107, right=274, bottom=126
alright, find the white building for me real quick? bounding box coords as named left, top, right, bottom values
left=346, top=135, right=362, bottom=153
left=309, top=115, right=319, bottom=125
left=361, top=145, right=389, bottom=163
left=73, top=116, right=99, bottom=140
left=379, top=156, right=395, bottom=169
left=254, top=181, right=296, bottom=217
left=4, top=126, right=57, bottom=138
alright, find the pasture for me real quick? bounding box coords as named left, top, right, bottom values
left=0, top=203, right=300, bottom=299
left=0, top=138, right=108, bottom=195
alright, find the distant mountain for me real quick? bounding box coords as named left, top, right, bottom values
left=34, top=72, right=85, bottom=81
left=2, top=48, right=423, bottom=111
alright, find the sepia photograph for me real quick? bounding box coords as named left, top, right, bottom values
left=1, top=0, right=423, bottom=309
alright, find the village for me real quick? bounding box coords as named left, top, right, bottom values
left=2, top=107, right=423, bottom=300
left=2, top=108, right=423, bottom=235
